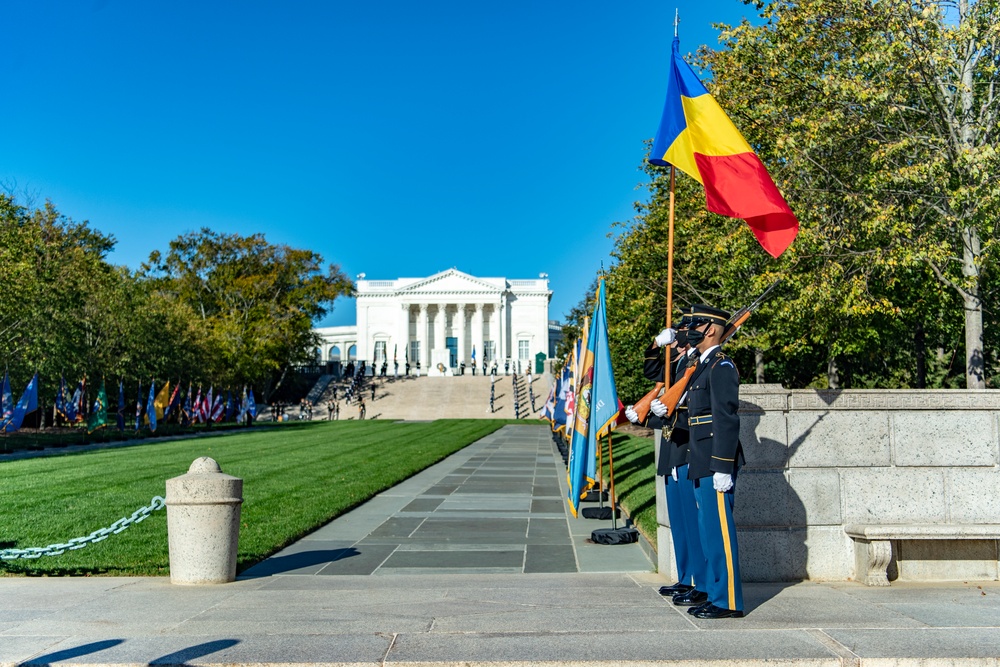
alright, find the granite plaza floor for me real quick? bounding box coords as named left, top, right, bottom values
left=241, top=423, right=652, bottom=577
left=4, top=423, right=1000, bottom=666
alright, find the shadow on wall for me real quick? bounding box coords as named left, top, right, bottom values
left=737, top=409, right=828, bottom=583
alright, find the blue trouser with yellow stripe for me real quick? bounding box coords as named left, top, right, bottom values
left=665, top=463, right=706, bottom=588
left=693, top=476, right=743, bottom=612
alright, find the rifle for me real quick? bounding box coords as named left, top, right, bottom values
left=632, top=279, right=782, bottom=423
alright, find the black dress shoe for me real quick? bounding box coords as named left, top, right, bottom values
left=658, top=582, right=693, bottom=596
left=672, top=589, right=708, bottom=606
left=691, top=603, right=744, bottom=619
left=686, top=600, right=712, bottom=615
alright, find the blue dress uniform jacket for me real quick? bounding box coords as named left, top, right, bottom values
left=686, top=347, right=744, bottom=480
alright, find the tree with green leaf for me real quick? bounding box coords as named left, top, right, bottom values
left=143, top=229, right=354, bottom=399
left=598, top=0, right=998, bottom=395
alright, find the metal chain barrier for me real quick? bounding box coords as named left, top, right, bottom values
left=0, top=496, right=166, bottom=561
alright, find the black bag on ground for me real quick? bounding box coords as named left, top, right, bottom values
left=591, top=527, right=639, bottom=545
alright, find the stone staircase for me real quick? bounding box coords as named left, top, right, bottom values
left=304, top=374, right=334, bottom=404
left=313, top=373, right=552, bottom=421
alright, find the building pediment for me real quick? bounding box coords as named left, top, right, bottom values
left=397, top=269, right=503, bottom=296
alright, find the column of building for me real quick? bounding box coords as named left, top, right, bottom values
left=472, top=303, right=484, bottom=368
left=433, top=304, right=446, bottom=367
left=398, top=303, right=410, bottom=374
left=417, top=304, right=429, bottom=373
left=455, top=304, right=466, bottom=368
left=489, top=304, right=500, bottom=365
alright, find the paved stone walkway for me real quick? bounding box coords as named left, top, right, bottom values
left=242, top=424, right=652, bottom=577
left=5, top=424, right=1000, bottom=665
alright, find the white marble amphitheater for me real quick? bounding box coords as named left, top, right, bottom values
left=314, top=268, right=560, bottom=376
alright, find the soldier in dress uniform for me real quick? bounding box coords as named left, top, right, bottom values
left=625, top=308, right=706, bottom=606
left=682, top=304, right=745, bottom=619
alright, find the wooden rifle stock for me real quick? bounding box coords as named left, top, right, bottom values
left=632, top=360, right=700, bottom=423
left=632, top=382, right=664, bottom=423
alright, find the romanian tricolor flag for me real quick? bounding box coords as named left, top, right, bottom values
left=650, top=37, right=798, bottom=258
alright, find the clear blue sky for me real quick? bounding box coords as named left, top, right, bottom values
left=1, top=0, right=758, bottom=327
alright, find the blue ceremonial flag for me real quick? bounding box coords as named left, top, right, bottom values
left=471, top=345, right=476, bottom=365
left=182, top=384, right=193, bottom=426
left=65, top=378, right=79, bottom=423
left=246, top=388, right=257, bottom=418
left=54, top=375, right=67, bottom=421
left=589, top=280, right=621, bottom=441
left=1, top=371, right=13, bottom=430
left=164, top=383, right=181, bottom=421
left=135, top=381, right=143, bottom=431
left=566, top=279, right=620, bottom=516
left=225, top=391, right=235, bottom=422
left=116, top=380, right=125, bottom=431
left=146, top=381, right=157, bottom=432
left=3, top=373, right=39, bottom=433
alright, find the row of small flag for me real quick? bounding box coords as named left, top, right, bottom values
left=539, top=279, right=622, bottom=517
left=0, top=372, right=257, bottom=435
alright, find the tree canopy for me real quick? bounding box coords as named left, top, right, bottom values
left=567, top=0, right=999, bottom=399
left=0, top=193, right=353, bottom=404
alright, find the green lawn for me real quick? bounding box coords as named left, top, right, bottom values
left=0, top=419, right=510, bottom=576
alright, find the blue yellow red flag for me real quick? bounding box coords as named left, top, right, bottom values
left=650, top=37, right=798, bottom=258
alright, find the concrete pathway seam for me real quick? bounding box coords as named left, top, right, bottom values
left=804, top=628, right=860, bottom=667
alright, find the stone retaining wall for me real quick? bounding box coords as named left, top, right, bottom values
left=654, top=386, right=1000, bottom=583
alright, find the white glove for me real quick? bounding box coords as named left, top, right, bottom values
left=713, top=472, right=734, bottom=493
left=650, top=399, right=667, bottom=417
left=654, top=328, right=676, bottom=347
left=671, top=467, right=678, bottom=482
left=624, top=405, right=639, bottom=423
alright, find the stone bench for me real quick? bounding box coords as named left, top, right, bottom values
left=845, top=524, right=1000, bottom=586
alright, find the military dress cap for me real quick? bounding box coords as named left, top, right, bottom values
left=678, top=305, right=694, bottom=328
left=688, top=304, right=730, bottom=326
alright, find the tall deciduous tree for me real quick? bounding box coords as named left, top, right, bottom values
left=708, top=0, right=999, bottom=388
left=143, top=229, right=354, bottom=399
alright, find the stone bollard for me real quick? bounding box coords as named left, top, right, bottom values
left=165, top=457, right=243, bottom=584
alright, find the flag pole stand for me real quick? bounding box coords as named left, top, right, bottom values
left=589, top=431, right=638, bottom=544
left=582, top=433, right=614, bottom=519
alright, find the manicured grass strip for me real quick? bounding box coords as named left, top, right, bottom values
left=0, top=421, right=271, bottom=455
left=602, top=433, right=657, bottom=544
left=0, top=419, right=509, bottom=576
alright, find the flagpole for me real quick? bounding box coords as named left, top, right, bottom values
left=665, top=9, right=679, bottom=387
left=665, top=165, right=676, bottom=389
left=596, top=433, right=604, bottom=509
left=608, top=431, right=618, bottom=530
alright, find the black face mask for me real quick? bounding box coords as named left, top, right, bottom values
left=686, top=325, right=708, bottom=346
left=675, top=329, right=689, bottom=347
